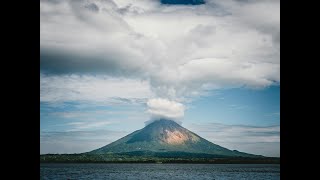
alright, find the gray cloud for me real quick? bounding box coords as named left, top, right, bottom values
left=40, top=0, right=280, bottom=101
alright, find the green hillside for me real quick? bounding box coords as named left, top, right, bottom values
left=89, top=119, right=260, bottom=158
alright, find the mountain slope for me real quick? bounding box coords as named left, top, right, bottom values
left=89, top=119, right=260, bottom=158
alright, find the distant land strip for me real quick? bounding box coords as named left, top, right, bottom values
left=40, top=153, right=279, bottom=164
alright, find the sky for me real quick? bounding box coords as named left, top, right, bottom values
left=40, top=0, right=280, bottom=157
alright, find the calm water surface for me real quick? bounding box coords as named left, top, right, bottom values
left=40, top=163, right=280, bottom=180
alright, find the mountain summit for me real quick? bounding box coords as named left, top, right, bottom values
left=90, top=119, right=259, bottom=158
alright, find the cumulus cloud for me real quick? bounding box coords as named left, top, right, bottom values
left=146, top=98, right=185, bottom=122
left=40, top=0, right=280, bottom=101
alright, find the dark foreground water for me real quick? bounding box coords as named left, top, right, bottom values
left=40, top=163, right=280, bottom=180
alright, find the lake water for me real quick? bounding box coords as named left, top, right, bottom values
left=40, top=163, right=280, bottom=180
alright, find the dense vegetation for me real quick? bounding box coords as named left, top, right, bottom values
left=91, top=119, right=259, bottom=158
left=40, top=153, right=279, bottom=164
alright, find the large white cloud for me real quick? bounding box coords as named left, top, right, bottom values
left=40, top=0, right=280, bottom=102
left=147, top=98, right=185, bottom=120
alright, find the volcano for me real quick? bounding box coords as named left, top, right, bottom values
left=89, top=119, right=260, bottom=158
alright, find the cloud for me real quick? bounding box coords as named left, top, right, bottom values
left=40, top=0, right=280, bottom=101
left=147, top=98, right=185, bottom=121
left=184, top=122, right=280, bottom=156
left=40, top=73, right=154, bottom=103
left=46, top=109, right=150, bottom=130
left=66, top=121, right=114, bottom=130
left=51, top=110, right=137, bottom=119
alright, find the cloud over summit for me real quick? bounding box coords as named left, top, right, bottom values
left=147, top=98, right=185, bottom=121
